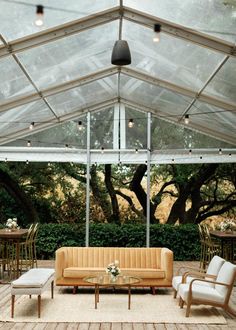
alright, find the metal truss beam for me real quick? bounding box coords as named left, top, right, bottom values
left=0, top=7, right=120, bottom=58
left=123, top=7, right=236, bottom=57
left=0, top=147, right=235, bottom=164
left=121, top=67, right=236, bottom=112
left=0, top=98, right=118, bottom=146
left=1, top=65, right=235, bottom=115
left=0, top=67, right=118, bottom=113
left=120, top=98, right=236, bottom=146
left=0, top=6, right=235, bottom=60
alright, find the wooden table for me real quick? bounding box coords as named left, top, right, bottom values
left=210, top=230, right=236, bottom=262
left=84, top=274, right=140, bottom=309
left=0, top=228, right=28, bottom=279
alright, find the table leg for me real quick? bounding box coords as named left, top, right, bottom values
left=95, top=284, right=99, bottom=309
left=128, top=285, right=131, bottom=309
left=16, top=241, right=20, bottom=278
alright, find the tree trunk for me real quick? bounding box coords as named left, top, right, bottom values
left=90, top=165, right=112, bottom=221
left=0, top=169, right=38, bottom=224
left=166, top=164, right=219, bottom=224
left=129, top=164, right=156, bottom=223
left=105, top=164, right=120, bottom=223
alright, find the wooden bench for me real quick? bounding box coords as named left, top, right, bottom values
left=11, top=268, right=55, bottom=318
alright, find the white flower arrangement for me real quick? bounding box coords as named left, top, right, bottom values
left=216, top=220, right=236, bottom=232
left=6, top=217, right=19, bottom=230
left=106, top=260, right=121, bottom=277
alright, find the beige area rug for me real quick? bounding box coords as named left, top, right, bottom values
left=1, top=288, right=226, bottom=324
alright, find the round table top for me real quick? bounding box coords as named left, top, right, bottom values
left=84, top=274, right=141, bottom=286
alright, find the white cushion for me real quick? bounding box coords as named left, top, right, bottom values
left=172, top=275, right=195, bottom=291
left=215, top=262, right=236, bottom=298
left=11, top=268, right=55, bottom=288
left=178, top=282, right=224, bottom=304
left=206, top=256, right=225, bottom=278
left=172, top=256, right=225, bottom=292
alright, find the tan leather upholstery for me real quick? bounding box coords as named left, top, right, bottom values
left=55, top=247, right=173, bottom=288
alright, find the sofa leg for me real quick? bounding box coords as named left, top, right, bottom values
left=173, top=289, right=177, bottom=298
left=73, top=286, right=78, bottom=294
left=151, top=287, right=156, bottom=295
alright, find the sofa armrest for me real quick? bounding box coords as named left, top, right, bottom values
left=161, top=248, right=173, bottom=282
left=55, top=247, right=67, bottom=281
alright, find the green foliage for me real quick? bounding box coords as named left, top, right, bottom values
left=36, top=223, right=200, bottom=261
left=37, top=223, right=85, bottom=259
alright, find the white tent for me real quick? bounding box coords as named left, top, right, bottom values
left=0, top=0, right=235, bottom=246
left=0, top=0, right=235, bottom=164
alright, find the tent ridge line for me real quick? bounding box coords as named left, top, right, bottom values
left=0, top=67, right=118, bottom=113
left=123, top=6, right=236, bottom=57
left=120, top=98, right=236, bottom=146
left=0, top=6, right=121, bottom=59
left=0, top=98, right=119, bottom=146
left=0, top=6, right=235, bottom=59
left=121, top=67, right=236, bottom=111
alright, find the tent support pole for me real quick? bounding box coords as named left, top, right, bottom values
left=146, top=112, right=151, bottom=248
left=85, top=112, right=91, bottom=247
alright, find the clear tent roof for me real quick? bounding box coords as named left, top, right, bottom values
left=0, top=0, right=235, bottom=163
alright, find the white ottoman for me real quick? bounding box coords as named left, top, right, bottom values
left=11, top=268, right=55, bottom=318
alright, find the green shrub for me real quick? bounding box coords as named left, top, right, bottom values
left=36, top=223, right=200, bottom=261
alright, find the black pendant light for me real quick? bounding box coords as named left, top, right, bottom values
left=111, top=40, right=131, bottom=65
left=111, top=11, right=131, bottom=66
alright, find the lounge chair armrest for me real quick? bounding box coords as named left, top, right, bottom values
left=176, top=266, right=206, bottom=276
left=189, top=278, right=229, bottom=289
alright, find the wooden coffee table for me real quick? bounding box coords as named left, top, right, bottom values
left=84, top=274, right=140, bottom=309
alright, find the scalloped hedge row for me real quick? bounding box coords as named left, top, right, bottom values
left=36, top=223, right=201, bottom=261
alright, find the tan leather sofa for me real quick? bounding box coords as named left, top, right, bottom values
left=55, top=247, right=173, bottom=292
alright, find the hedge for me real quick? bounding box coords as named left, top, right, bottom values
left=36, top=223, right=201, bottom=261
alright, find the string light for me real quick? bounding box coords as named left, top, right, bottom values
left=128, top=119, right=134, bottom=128
left=135, top=148, right=138, bottom=153
left=35, top=5, right=44, bottom=26
left=229, top=153, right=232, bottom=157
left=27, top=140, right=31, bottom=147
left=101, top=147, right=104, bottom=153
left=189, top=149, right=192, bottom=155
left=26, top=160, right=29, bottom=164
left=29, top=122, right=34, bottom=130
left=184, top=115, right=189, bottom=124
left=78, top=121, right=83, bottom=131
left=4, top=158, right=7, bottom=162
left=153, top=24, right=161, bottom=43
left=65, top=144, right=69, bottom=148
left=219, top=148, right=222, bottom=155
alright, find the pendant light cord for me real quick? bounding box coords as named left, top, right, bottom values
left=119, top=0, right=123, bottom=40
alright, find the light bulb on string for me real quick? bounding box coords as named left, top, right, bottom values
left=128, top=119, right=134, bottom=128
left=219, top=148, right=222, bottom=155
left=153, top=24, right=161, bottom=43
left=29, top=122, right=34, bottom=130
left=35, top=5, right=44, bottom=27
left=5, top=158, right=7, bottom=162
left=65, top=144, right=69, bottom=149
left=229, top=153, right=232, bottom=157
left=27, top=140, right=31, bottom=147
left=78, top=121, right=83, bottom=131
left=101, top=147, right=104, bottom=154
left=189, top=149, right=192, bottom=156
left=26, top=160, right=29, bottom=165
left=184, top=115, right=189, bottom=124
left=135, top=148, right=138, bottom=154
